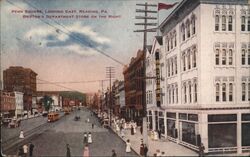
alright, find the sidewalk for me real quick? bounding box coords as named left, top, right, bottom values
left=111, top=126, right=198, bottom=156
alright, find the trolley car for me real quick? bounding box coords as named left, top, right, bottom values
left=48, top=112, right=59, bottom=122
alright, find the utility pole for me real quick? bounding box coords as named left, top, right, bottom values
left=100, top=80, right=104, bottom=113
left=106, top=67, right=115, bottom=126
left=134, top=3, right=157, bottom=146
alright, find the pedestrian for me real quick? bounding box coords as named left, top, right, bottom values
left=17, top=146, right=24, bottom=157
left=199, top=143, right=205, bottom=157
left=23, top=144, right=28, bottom=157
left=92, top=123, right=94, bottom=129
left=111, top=149, right=117, bottom=157
left=88, top=132, right=92, bottom=144
left=131, top=126, right=134, bottom=135
left=140, top=126, right=143, bottom=134
left=125, top=139, right=131, bottom=153
left=83, top=144, right=89, bottom=157
left=121, top=128, right=125, bottom=138
left=156, top=149, right=161, bottom=157
left=161, top=151, right=166, bottom=156
left=144, top=144, right=148, bottom=157
left=66, top=144, right=71, bottom=157
left=139, top=140, right=144, bottom=156
left=133, top=125, right=137, bottom=134
left=158, top=129, right=162, bottom=139
left=154, top=130, right=158, bottom=141
left=19, top=130, right=24, bottom=139
left=29, top=142, right=35, bottom=157
left=83, top=132, right=88, bottom=144
left=87, top=118, right=90, bottom=123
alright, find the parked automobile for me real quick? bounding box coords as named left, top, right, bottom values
left=8, top=118, right=21, bottom=128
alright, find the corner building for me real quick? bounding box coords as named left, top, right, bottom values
left=147, top=0, right=250, bottom=154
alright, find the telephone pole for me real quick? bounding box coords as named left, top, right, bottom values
left=106, top=67, right=115, bottom=126
left=134, top=3, right=157, bottom=146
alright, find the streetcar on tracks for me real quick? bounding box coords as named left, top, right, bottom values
left=47, top=112, right=60, bottom=122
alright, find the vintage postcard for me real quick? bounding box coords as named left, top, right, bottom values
left=0, top=0, right=250, bottom=156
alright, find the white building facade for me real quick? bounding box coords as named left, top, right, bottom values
left=14, top=91, right=23, bottom=118
left=147, top=0, right=250, bottom=154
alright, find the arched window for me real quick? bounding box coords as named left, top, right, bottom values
left=186, top=20, right=190, bottom=38
left=194, top=82, right=197, bottom=102
left=241, top=16, right=246, bottom=31
left=229, top=83, right=233, bottom=101
left=169, top=88, right=171, bottom=104
left=184, top=83, right=187, bottom=103
left=183, top=54, right=186, bottom=71
left=181, top=24, right=185, bottom=41
left=215, top=49, right=220, bottom=65
left=171, top=58, right=174, bottom=75
left=242, top=83, right=246, bottom=101
left=222, top=15, right=226, bottom=31
left=176, top=86, right=178, bottom=103
left=215, top=15, right=220, bottom=31
left=216, top=83, right=220, bottom=102
left=170, top=34, right=173, bottom=49
left=189, top=83, right=192, bottom=103
left=222, top=49, right=226, bottom=65
left=191, top=15, right=196, bottom=34
left=172, top=86, right=175, bottom=104
left=242, top=49, right=246, bottom=65
left=175, top=57, right=178, bottom=74
left=228, top=16, right=233, bottom=31
left=228, top=49, right=233, bottom=65
left=167, top=38, right=170, bottom=51
left=167, top=60, right=170, bottom=77
left=222, top=83, right=226, bottom=101
left=187, top=51, right=191, bottom=69
left=193, top=47, right=197, bottom=67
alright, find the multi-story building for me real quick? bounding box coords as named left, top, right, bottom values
left=123, top=50, right=144, bottom=125
left=0, top=91, right=16, bottom=117
left=118, top=81, right=126, bottom=118
left=3, top=66, right=37, bottom=112
left=14, top=91, right=24, bottom=118
left=147, top=0, right=250, bottom=154
left=37, top=91, right=63, bottom=111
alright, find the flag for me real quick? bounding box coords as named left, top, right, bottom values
left=158, top=2, right=178, bottom=11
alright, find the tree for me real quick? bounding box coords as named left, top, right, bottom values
left=41, top=95, right=54, bottom=111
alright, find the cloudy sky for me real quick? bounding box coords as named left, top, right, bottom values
left=1, top=0, right=179, bottom=93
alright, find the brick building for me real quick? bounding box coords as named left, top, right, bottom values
left=0, top=91, right=16, bottom=117
left=3, top=66, right=37, bottom=113
left=123, top=50, right=144, bottom=125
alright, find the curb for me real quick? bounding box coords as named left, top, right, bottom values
left=108, top=126, right=141, bottom=157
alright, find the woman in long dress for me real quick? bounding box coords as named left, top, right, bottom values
left=19, top=130, right=24, bottom=139
left=88, top=132, right=92, bottom=144
left=125, top=139, right=131, bottom=153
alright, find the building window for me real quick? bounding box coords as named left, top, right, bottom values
left=228, top=49, right=233, bottom=65
left=248, top=83, right=250, bottom=101
left=241, top=16, right=246, bottom=31
left=171, top=59, right=174, bottom=76
left=174, top=33, right=177, bottom=47
left=169, top=88, right=171, bottom=104
left=172, top=87, right=175, bottom=104
left=186, top=20, right=190, bottom=38
left=187, top=51, right=191, bottom=70
left=216, top=83, right=220, bottom=102
left=191, top=15, right=196, bottom=34
left=183, top=54, right=186, bottom=71
left=222, top=83, right=226, bottom=101
left=181, top=24, right=185, bottom=41
left=170, top=35, right=173, bottom=49
left=194, top=82, right=197, bottom=102
left=189, top=83, right=192, bottom=103
left=175, top=57, right=178, bottom=74
left=215, top=15, right=220, bottom=31
left=242, top=83, right=246, bottom=101
left=228, top=16, right=233, bottom=31
left=176, top=87, right=178, bottom=103
left=215, top=49, right=220, bottom=65
left=248, top=49, right=250, bottom=65
left=184, top=84, right=187, bottom=103
left=229, top=83, right=233, bottom=102
left=248, top=17, right=250, bottom=31
left=168, top=60, right=170, bottom=77
left=222, top=15, right=226, bottom=31
left=242, top=49, right=246, bottom=65
left=222, top=49, right=226, bottom=65
left=167, top=39, right=170, bottom=51
left=193, top=47, right=196, bottom=68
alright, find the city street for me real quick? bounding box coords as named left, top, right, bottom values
left=5, top=108, right=138, bottom=156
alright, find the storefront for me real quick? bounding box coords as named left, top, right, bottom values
left=242, top=113, right=250, bottom=151
left=166, top=112, right=177, bottom=139
left=147, top=110, right=153, bottom=130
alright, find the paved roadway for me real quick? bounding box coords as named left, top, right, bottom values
left=6, top=108, right=138, bottom=157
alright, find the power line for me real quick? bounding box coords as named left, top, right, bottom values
left=6, top=0, right=125, bottom=66
left=37, top=79, right=114, bottom=84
